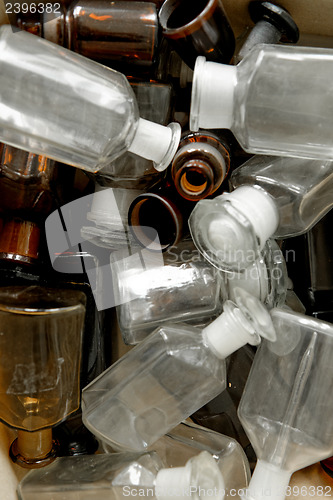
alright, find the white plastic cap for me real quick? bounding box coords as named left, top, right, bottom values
left=128, top=118, right=181, bottom=172
left=155, top=451, right=225, bottom=500
left=241, top=460, right=292, bottom=500
left=212, top=186, right=279, bottom=252
left=190, top=56, right=236, bottom=131
left=202, top=300, right=261, bottom=359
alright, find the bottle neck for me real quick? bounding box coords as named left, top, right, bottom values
left=0, top=218, right=40, bottom=264
left=202, top=300, right=260, bottom=359
left=171, top=132, right=230, bottom=200
left=242, top=460, right=292, bottom=500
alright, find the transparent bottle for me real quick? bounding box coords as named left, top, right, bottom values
left=82, top=288, right=275, bottom=451
left=0, top=286, right=86, bottom=468
left=17, top=449, right=225, bottom=500
left=97, top=80, right=173, bottom=189
left=112, top=240, right=225, bottom=344
left=103, top=420, right=251, bottom=497
left=0, top=26, right=181, bottom=173
left=190, top=346, right=257, bottom=470
left=171, top=131, right=230, bottom=201
left=225, top=239, right=288, bottom=309
left=190, top=44, right=333, bottom=160
left=189, top=155, right=333, bottom=271
left=238, top=308, right=333, bottom=500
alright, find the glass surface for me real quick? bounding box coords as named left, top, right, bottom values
left=234, top=44, right=333, bottom=159
left=113, top=242, right=224, bottom=344
left=82, top=323, right=226, bottom=451
left=0, top=26, right=138, bottom=172
left=0, top=286, right=86, bottom=431
left=231, top=155, right=333, bottom=238
left=239, top=308, right=333, bottom=473
left=66, top=0, right=159, bottom=67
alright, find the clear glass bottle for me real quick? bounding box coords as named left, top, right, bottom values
left=238, top=308, right=333, bottom=500
left=189, top=155, right=333, bottom=271
left=190, top=44, right=333, bottom=160
left=0, top=25, right=181, bottom=173
left=17, top=449, right=225, bottom=500
left=190, top=346, right=257, bottom=471
left=103, top=420, right=251, bottom=496
left=225, top=239, right=288, bottom=309
left=0, top=286, right=86, bottom=468
left=158, top=0, right=235, bottom=69
left=112, top=240, right=225, bottom=344
left=171, top=131, right=230, bottom=201
left=82, top=288, right=275, bottom=451
left=97, top=80, right=174, bottom=189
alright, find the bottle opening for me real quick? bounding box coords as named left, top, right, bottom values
left=163, top=0, right=210, bottom=30
left=129, top=195, right=182, bottom=251
left=182, top=169, right=208, bottom=193
left=176, top=159, right=215, bottom=200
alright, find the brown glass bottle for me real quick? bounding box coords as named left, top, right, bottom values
left=159, top=0, right=235, bottom=69
left=16, top=0, right=159, bottom=70
left=128, top=175, right=194, bottom=251
left=0, top=286, right=86, bottom=468
left=0, top=145, right=57, bottom=265
left=171, top=130, right=231, bottom=201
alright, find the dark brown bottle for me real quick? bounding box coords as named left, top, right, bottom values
left=159, top=0, right=235, bottom=69
left=128, top=175, right=194, bottom=251
left=171, top=130, right=231, bottom=201
left=16, top=0, right=159, bottom=70
left=0, top=145, right=57, bottom=265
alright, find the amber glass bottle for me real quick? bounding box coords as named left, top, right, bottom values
left=171, top=131, right=231, bottom=201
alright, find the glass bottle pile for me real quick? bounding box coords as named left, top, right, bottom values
left=1, top=1, right=333, bottom=498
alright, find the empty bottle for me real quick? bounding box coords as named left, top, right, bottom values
left=0, top=286, right=86, bottom=468
left=112, top=240, right=225, bottom=344
left=103, top=420, right=251, bottom=496
left=17, top=450, right=225, bottom=499
left=0, top=26, right=181, bottom=173
left=190, top=44, right=333, bottom=160
left=226, top=239, right=287, bottom=310
left=238, top=308, right=333, bottom=500
left=82, top=288, right=275, bottom=451
left=16, top=0, right=160, bottom=70
left=159, top=0, right=235, bottom=69
left=171, top=131, right=231, bottom=201
left=189, top=156, right=333, bottom=271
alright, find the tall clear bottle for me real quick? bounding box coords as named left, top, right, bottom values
left=0, top=26, right=180, bottom=173
left=189, top=156, right=333, bottom=271
left=190, top=44, right=333, bottom=160
left=82, top=288, right=275, bottom=451
left=238, top=308, right=333, bottom=500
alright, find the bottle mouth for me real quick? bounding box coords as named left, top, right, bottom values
left=159, top=0, right=217, bottom=38
left=173, top=159, right=215, bottom=200
left=128, top=193, right=183, bottom=252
